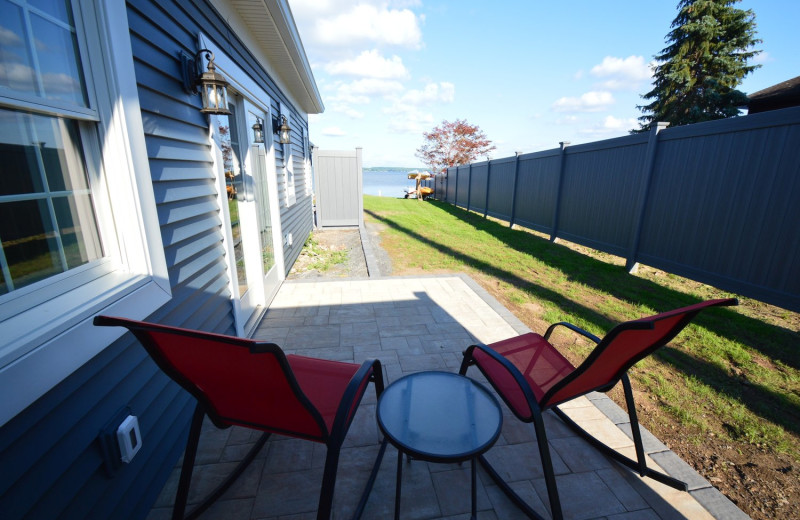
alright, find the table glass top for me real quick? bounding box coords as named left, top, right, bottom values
left=377, top=371, right=502, bottom=461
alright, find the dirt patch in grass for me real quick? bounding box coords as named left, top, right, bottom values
left=288, top=229, right=367, bottom=279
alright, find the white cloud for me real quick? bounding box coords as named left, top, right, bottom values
left=590, top=56, right=653, bottom=90
left=324, top=50, right=409, bottom=79
left=329, top=103, right=364, bottom=118
left=375, top=81, right=453, bottom=134
left=296, top=2, right=423, bottom=51
left=383, top=102, right=434, bottom=134
left=552, top=91, right=615, bottom=113
left=580, top=115, right=639, bottom=135
left=751, top=50, right=771, bottom=65
left=555, top=115, right=579, bottom=125
left=399, top=82, right=454, bottom=105
left=335, top=78, right=404, bottom=103
left=0, top=26, right=23, bottom=47
left=322, top=126, right=347, bottom=136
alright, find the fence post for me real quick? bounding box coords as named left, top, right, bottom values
left=549, top=142, right=570, bottom=242
left=509, top=152, right=522, bottom=228
left=453, top=166, right=461, bottom=207
left=483, top=160, right=492, bottom=218
left=466, top=163, right=473, bottom=212
left=626, top=122, right=668, bottom=273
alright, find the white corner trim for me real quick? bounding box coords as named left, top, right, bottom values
left=100, top=0, right=170, bottom=293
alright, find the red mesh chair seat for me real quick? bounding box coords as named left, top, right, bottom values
left=460, top=298, right=737, bottom=520
left=287, top=354, right=368, bottom=433
left=470, top=333, right=575, bottom=419
left=94, top=315, right=384, bottom=520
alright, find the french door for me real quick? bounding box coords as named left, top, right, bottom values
left=212, top=95, right=282, bottom=335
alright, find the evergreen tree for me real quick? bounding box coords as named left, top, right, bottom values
left=636, top=0, right=761, bottom=131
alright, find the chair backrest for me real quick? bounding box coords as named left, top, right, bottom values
left=541, top=298, right=737, bottom=407
left=94, top=315, right=330, bottom=441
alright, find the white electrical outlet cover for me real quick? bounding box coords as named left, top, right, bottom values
left=117, top=415, right=142, bottom=463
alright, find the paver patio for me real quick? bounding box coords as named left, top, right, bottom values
left=147, top=274, right=749, bottom=520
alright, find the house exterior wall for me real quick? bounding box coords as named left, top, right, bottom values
left=278, top=126, right=314, bottom=273
left=0, top=1, right=317, bottom=518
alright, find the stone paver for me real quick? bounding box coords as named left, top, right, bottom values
left=147, top=274, right=749, bottom=520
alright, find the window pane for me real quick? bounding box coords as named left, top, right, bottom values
left=0, top=1, right=38, bottom=95
left=0, top=199, right=62, bottom=289
left=0, top=110, right=45, bottom=195
left=29, top=10, right=87, bottom=106
left=0, top=107, right=103, bottom=292
left=35, top=115, right=88, bottom=192
left=52, top=194, right=101, bottom=269
left=29, top=0, right=73, bottom=25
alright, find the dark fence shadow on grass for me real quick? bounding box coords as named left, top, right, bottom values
left=364, top=207, right=800, bottom=439
left=427, top=200, right=800, bottom=372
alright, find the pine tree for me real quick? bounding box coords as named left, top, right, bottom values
left=636, top=0, right=761, bottom=131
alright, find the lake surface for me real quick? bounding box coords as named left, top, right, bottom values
left=363, top=170, right=419, bottom=198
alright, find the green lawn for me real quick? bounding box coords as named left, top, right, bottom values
left=363, top=195, right=800, bottom=459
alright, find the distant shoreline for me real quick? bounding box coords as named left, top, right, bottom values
left=363, top=166, right=425, bottom=173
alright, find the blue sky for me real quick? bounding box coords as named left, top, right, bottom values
left=288, top=0, right=800, bottom=168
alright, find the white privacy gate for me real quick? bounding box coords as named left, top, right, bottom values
left=312, top=148, right=363, bottom=228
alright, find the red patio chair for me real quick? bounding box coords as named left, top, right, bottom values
left=94, top=315, right=384, bottom=520
left=459, top=298, right=737, bottom=520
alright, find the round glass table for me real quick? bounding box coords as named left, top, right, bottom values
left=377, top=371, right=502, bottom=519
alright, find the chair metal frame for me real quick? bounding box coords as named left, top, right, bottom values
left=459, top=298, right=737, bottom=520
left=94, top=315, right=384, bottom=520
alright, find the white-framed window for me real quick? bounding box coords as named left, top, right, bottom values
left=0, top=0, right=170, bottom=425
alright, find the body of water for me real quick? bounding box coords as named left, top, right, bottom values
left=363, top=170, right=420, bottom=198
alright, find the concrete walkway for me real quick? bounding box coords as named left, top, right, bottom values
left=147, top=275, right=748, bottom=520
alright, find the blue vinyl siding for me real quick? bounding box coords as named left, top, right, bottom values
left=0, top=1, right=311, bottom=518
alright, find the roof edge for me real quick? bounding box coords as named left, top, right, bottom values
left=262, top=0, right=324, bottom=114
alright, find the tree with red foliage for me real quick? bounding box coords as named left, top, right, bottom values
left=415, top=119, right=495, bottom=174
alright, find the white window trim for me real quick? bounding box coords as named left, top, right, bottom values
left=0, top=0, right=170, bottom=426
left=281, top=105, right=296, bottom=207
left=302, top=128, right=311, bottom=197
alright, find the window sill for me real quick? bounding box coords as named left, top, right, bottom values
left=0, top=273, right=171, bottom=426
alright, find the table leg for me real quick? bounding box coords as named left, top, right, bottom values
left=471, top=457, right=477, bottom=519
left=395, top=448, right=403, bottom=520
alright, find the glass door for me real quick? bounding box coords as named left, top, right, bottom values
left=243, top=102, right=282, bottom=303
left=212, top=95, right=283, bottom=335
left=212, top=98, right=259, bottom=331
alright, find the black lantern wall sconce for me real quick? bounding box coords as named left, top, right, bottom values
left=180, top=49, right=231, bottom=115
left=272, top=114, right=292, bottom=144
left=252, top=118, right=265, bottom=144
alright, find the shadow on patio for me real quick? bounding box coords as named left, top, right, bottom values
left=146, top=276, right=747, bottom=520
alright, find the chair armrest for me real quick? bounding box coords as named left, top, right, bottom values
left=463, top=343, right=543, bottom=420
left=329, top=359, right=383, bottom=442
left=543, top=322, right=602, bottom=344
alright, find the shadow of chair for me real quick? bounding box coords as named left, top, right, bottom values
left=94, top=315, right=384, bottom=520
left=459, top=298, right=737, bottom=520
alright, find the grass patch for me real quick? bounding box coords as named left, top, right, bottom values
left=363, top=195, right=800, bottom=459
left=296, top=234, right=348, bottom=272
